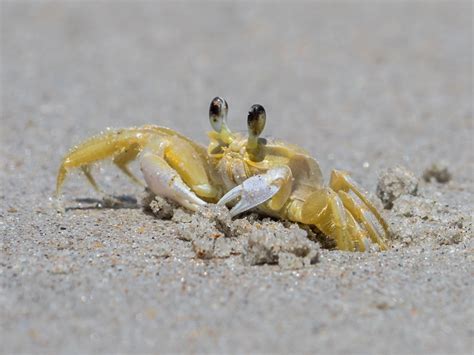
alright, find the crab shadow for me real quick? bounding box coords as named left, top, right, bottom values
left=65, top=195, right=139, bottom=211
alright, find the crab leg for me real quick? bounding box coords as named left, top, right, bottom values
left=328, top=170, right=388, bottom=250
left=56, top=126, right=212, bottom=198
left=57, top=128, right=151, bottom=196
left=217, top=166, right=292, bottom=217
left=337, top=191, right=387, bottom=250
left=80, top=165, right=103, bottom=193
left=344, top=209, right=371, bottom=252
left=329, top=170, right=389, bottom=235
left=300, top=188, right=356, bottom=251
left=75, top=145, right=144, bottom=195
left=112, top=142, right=144, bottom=186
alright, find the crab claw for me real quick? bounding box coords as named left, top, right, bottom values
left=217, top=166, right=291, bottom=217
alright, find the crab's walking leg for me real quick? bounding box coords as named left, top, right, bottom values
left=344, top=209, right=372, bottom=252
left=217, top=166, right=292, bottom=217
left=56, top=129, right=150, bottom=196
left=300, top=188, right=356, bottom=251
left=140, top=136, right=218, bottom=211
left=112, top=143, right=144, bottom=186
left=329, top=170, right=388, bottom=250
left=330, top=170, right=389, bottom=233
left=337, top=190, right=387, bottom=250
left=80, top=165, right=103, bottom=193
left=56, top=126, right=210, bottom=197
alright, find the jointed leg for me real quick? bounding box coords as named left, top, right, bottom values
left=112, top=143, right=144, bottom=186
left=300, top=188, right=356, bottom=251
left=344, top=208, right=371, bottom=252
left=80, top=165, right=103, bottom=193
left=337, top=190, right=387, bottom=250
left=330, top=170, right=389, bottom=234
left=56, top=128, right=152, bottom=196
left=56, top=126, right=211, bottom=198
left=330, top=170, right=388, bottom=250
left=326, top=191, right=355, bottom=251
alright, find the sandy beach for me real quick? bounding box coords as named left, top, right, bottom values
left=1, top=1, right=472, bottom=354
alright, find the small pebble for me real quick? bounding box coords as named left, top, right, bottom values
left=376, top=165, right=418, bottom=209
left=422, top=162, right=452, bottom=183
left=146, top=195, right=177, bottom=220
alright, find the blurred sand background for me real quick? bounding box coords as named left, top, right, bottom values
left=1, top=1, right=473, bottom=354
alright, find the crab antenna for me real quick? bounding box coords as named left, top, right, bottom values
left=209, top=97, right=234, bottom=144
left=246, top=104, right=266, bottom=159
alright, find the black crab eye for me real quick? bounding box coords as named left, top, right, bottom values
left=209, top=97, right=223, bottom=116
left=209, top=96, right=228, bottom=131
left=247, top=104, right=266, bottom=137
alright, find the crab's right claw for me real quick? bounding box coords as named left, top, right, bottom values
left=217, top=166, right=292, bottom=217
left=217, top=176, right=279, bottom=217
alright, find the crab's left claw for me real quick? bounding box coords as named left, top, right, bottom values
left=218, top=166, right=292, bottom=217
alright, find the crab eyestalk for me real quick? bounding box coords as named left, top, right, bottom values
left=246, top=104, right=266, bottom=160
left=209, top=96, right=234, bottom=144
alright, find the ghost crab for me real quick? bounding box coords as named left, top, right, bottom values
left=56, top=97, right=389, bottom=251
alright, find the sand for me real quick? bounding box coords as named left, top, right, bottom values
left=1, top=1, right=473, bottom=354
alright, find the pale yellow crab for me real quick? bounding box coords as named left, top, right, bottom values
left=56, top=97, right=389, bottom=251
